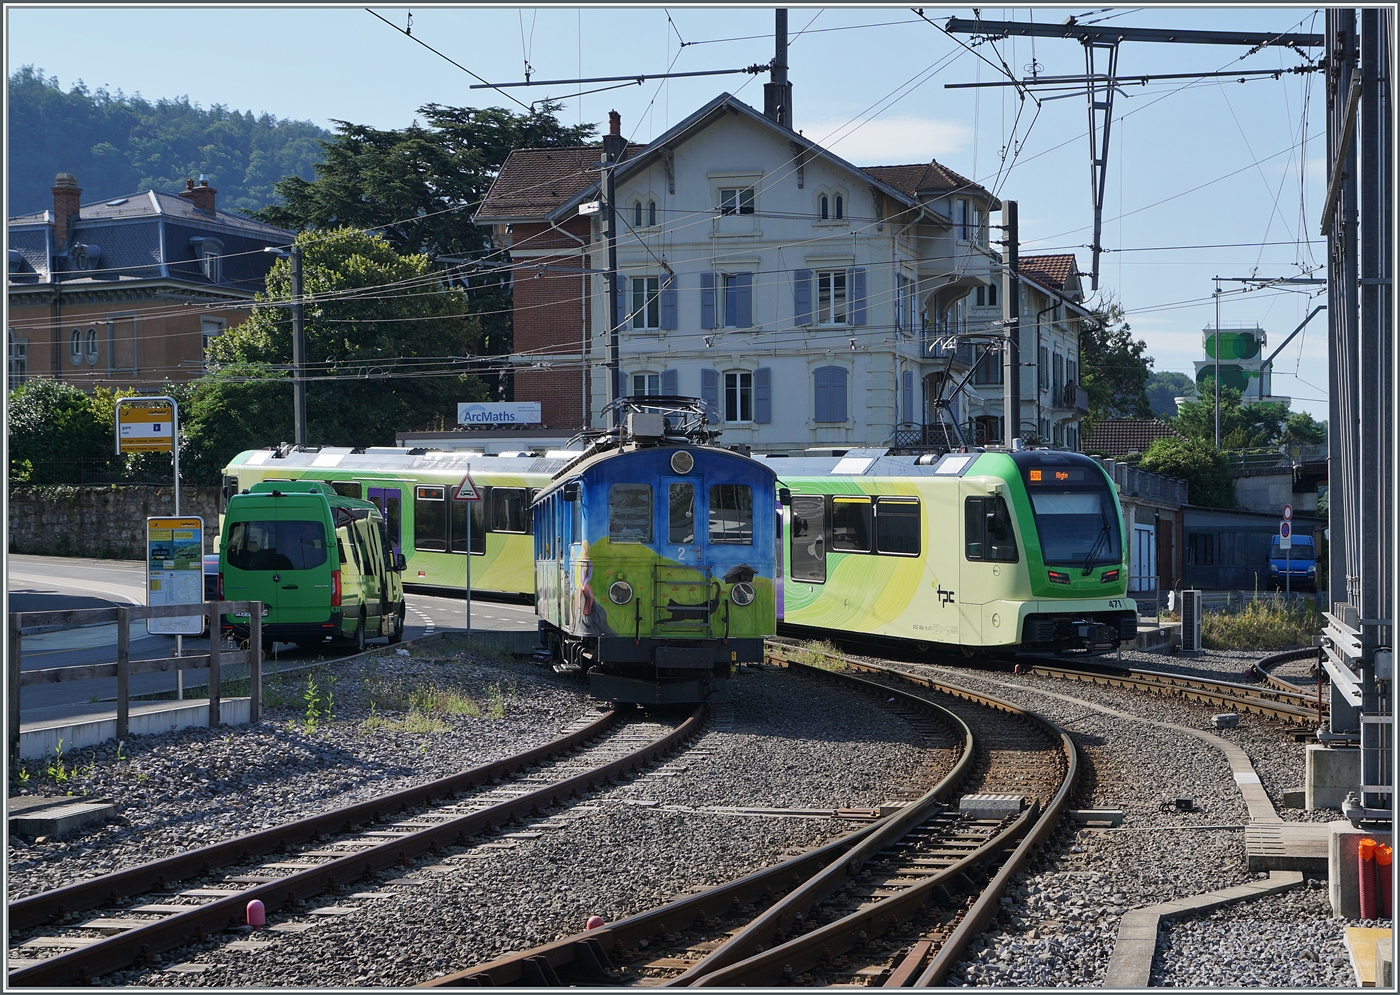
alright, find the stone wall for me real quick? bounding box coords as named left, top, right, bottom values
left=8, top=485, right=220, bottom=560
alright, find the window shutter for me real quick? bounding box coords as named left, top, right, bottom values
left=737, top=272, right=753, bottom=328
left=902, top=370, right=914, bottom=424
left=614, top=278, right=627, bottom=331
left=662, top=368, right=679, bottom=395
left=700, top=368, right=720, bottom=421
left=850, top=267, right=867, bottom=326
left=700, top=271, right=716, bottom=329
left=660, top=276, right=678, bottom=329
left=754, top=367, right=772, bottom=424
left=814, top=366, right=847, bottom=423
left=793, top=269, right=813, bottom=325
left=833, top=366, right=848, bottom=421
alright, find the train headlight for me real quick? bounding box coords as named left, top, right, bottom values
left=670, top=450, right=694, bottom=474
left=730, top=582, right=756, bottom=606
left=609, top=581, right=634, bottom=605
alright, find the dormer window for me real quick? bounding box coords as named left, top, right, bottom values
left=190, top=237, right=224, bottom=282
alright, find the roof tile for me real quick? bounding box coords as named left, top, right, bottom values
left=1019, top=253, right=1078, bottom=291
left=1083, top=418, right=1181, bottom=458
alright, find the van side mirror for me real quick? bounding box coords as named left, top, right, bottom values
left=561, top=482, right=580, bottom=502
left=395, top=552, right=407, bottom=572
left=779, top=487, right=792, bottom=506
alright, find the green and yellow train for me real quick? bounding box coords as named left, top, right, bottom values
left=762, top=448, right=1137, bottom=654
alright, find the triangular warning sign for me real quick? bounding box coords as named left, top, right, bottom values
left=453, top=471, right=481, bottom=501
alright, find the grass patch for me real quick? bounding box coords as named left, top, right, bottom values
left=790, top=639, right=844, bottom=671
left=1202, top=597, right=1322, bottom=651
left=359, top=706, right=449, bottom=735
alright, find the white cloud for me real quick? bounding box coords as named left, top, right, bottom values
left=801, top=116, right=972, bottom=165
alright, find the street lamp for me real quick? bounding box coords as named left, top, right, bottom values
left=264, top=246, right=306, bottom=446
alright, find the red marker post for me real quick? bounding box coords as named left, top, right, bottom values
left=454, top=468, right=482, bottom=637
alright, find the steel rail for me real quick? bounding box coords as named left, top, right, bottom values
left=1251, top=646, right=1325, bottom=694
left=683, top=648, right=1077, bottom=988
left=1022, top=663, right=1318, bottom=721
left=8, top=704, right=707, bottom=987
left=418, top=659, right=976, bottom=988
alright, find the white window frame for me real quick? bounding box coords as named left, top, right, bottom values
left=202, top=317, right=227, bottom=370
left=724, top=370, right=753, bottom=423
left=7, top=329, right=28, bottom=385
left=85, top=326, right=99, bottom=365
left=69, top=328, right=83, bottom=365
left=631, top=275, right=661, bottom=329
left=719, top=187, right=755, bottom=216
left=632, top=372, right=662, bottom=397
left=816, top=270, right=848, bottom=326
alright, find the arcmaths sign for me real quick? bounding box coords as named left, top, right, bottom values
left=456, top=402, right=542, bottom=426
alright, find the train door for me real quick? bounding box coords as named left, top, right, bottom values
left=367, top=486, right=403, bottom=558
left=657, top=475, right=710, bottom=634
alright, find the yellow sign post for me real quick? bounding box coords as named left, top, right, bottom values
left=147, top=517, right=204, bottom=636
left=115, top=395, right=181, bottom=514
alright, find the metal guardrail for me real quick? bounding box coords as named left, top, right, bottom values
left=7, top=601, right=264, bottom=761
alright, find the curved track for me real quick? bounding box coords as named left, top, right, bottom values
left=7, top=704, right=706, bottom=987
left=421, top=644, right=1079, bottom=988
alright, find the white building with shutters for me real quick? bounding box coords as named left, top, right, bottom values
left=477, top=92, right=1088, bottom=452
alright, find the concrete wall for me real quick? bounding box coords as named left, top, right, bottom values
left=8, top=485, right=220, bottom=559
left=1235, top=469, right=1317, bottom=515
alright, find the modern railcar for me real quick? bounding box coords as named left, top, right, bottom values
left=765, top=448, right=1137, bottom=656
left=219, top=446, right=579, bottom=598
left=533, top=399, right=779, bottom=704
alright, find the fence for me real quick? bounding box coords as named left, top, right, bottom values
left=9, top=457, right=196, bottom=487
left=7, top=602, right=263, bottom=762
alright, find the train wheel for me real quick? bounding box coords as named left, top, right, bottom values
left=961, top=647, right=976, bottom=658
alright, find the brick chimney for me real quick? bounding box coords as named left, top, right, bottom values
left=602, top=110, right=626, bottom=163
left=51, top=173, right=81, bottom=248
left=179, top=174, right=218, bottom=213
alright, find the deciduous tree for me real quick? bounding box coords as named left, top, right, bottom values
left=1079, top=298, right=1153, bottom=434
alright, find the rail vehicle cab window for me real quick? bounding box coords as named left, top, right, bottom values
left=669, top=483, right=695, bottom=544
left=874, top=497, right=920, bottom=555
left=709, top=484, right=753, bottom=544
left=450, top=488, right=487, bottom=554
left=830, top=496, right=873, bottom=552
left=414, top=485, right=448, bottom=551
left=1019, top=462, right=1121, bottom=569
left=225, top=520, right=329, bottom=572
left=490, top=487, right=531, bottom=534
left=609, top=484, right=653, bottom=543
left=789, top=495, right=827, bottom=583
left=328, top=481, right=361, bottom=500
left=965, top=496, right=1019, bottom=562
left=219, top=475, right=240, bottom=515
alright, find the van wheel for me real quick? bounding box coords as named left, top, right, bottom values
left=350, top=614, right=367, bottom=655
left=387, top=602, right=405, bottom=644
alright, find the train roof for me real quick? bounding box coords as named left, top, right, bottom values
left=226, top=446, right=582, bottom=477
left=754, top=448, right=1103, bottom=478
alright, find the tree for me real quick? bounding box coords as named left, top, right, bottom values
left=7, top=65, right=327, bottom=215
left=249, top=102, right=596, bottom=400
left=1174, top=376, right=1308, bottom=449
left=1138, top=436, right=1235, bottom=508
left=1280, top=411, right=1327, bottom=446
left=7, top=379, right=108, bottom=482
left=1078, top=297, right=1153, bottom=435
left=186, top=228, right=488, bottom=481
left=1145, top=370, right=1195, bottom=419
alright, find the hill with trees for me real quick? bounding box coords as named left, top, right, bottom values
left=7, top=65, right=329, bottom=216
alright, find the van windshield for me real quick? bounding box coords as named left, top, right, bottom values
left=226, top=520, right=328, bottom=571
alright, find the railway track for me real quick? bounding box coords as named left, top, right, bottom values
left=420, top=644, right=1077, bottom=988
left=6, top=704, right=707, bottom=987
left=1250, top=646, right=1326, bottom=696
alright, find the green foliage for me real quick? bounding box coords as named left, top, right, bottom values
left=301, top=675, right=335, bottom=732
left=1138, top=436, right=1235, bottom=508
left=1079, top=298, right=1153, bottom=435
left=791, top=639, right=843, bottom=670
left=1281, top=411, right=1327, bottom=446
left=1173, top=376, right=1318, bottom=449
left=1145, top=371, right=1195, bottom=420
left=7, top=66, right=328, bottom=215
left=7, top=380, right=109, bottom=481
left=183, top=229, right=489, bottom=476
left=1202, top=597, right=1321, bottom=650
left=249, top=102, right=596, bottom=401
left=46, top=739, right=69, bottom=783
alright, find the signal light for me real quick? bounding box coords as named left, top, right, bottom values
left=1048, top=570, right=1070, bottom=584
left=331, top=569, right=342, bottom=607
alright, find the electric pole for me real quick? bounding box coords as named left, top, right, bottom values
left=1003, top=200, right=1021, bottom=447
left=603, top=111, right=625, bottom=427
left=764, top=9, right=792, bottom=127
left=291, top=244, right=306, bottom=446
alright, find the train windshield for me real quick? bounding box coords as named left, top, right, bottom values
left=1018, top=462, right=1122, bottom=570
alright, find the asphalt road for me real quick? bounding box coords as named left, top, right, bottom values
left=6, top=554, right=536, bottom=722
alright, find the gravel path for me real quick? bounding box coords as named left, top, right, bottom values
left=75, top=663, right=959, bottom=987
left=861, top=655, right=1359, bottom=988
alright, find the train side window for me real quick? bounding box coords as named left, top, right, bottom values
left=414, top=485, right=448, bottom=552
left=875, top=497, right=920, bottom=555
left=450, top=488, right=487, bottom=554
left=830, top=496, right=872, bottom=552
left=490, top=487, right=530, bottom=534
left=609, top=483, right=653, bottom=542
left=709, top=484, right=753, bottom=544
left=965, top=496, right=1019, bottom=562
left=329, top=480, right=361, bottom=500
left=789, top=495, right=827, bottom=583
left=669, top=483, right=695, bottom=544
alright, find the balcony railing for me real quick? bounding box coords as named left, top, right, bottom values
left=1061, top=382, right=1089, bottom=413
left=893, top=423, right=967, bottom=450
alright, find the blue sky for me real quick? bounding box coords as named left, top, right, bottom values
left=6, top=5, right=1331, bottom=418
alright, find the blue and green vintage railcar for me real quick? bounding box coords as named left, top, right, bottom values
left=765, top=448, right=1137, bottom=655
left=533, top=400, right=779, bottom=704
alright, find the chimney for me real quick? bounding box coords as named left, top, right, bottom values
left=51, top=173, right=81, bottom=248
left=602, top=110, right=626, bottom=163
left=179, top=174, right=218, bottom=213
left=763, top=9, right=793, bottom=128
